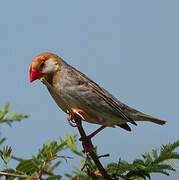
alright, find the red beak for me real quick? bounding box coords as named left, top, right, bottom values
left=29, top=66, right=43, bottom=83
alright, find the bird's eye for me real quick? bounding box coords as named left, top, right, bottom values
left=39, top=62, right=45, bottom=71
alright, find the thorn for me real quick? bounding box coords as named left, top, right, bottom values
left=98, top=154, right=110, bottom=159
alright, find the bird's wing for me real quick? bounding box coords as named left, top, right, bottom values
left=67, top=64, right=137, bottom=126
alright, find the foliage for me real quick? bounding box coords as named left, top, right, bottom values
left=0, top=103, right=178, bottom=179
left=0, top=102, right=28, bottom=147
left=107, top=140, right=179, bottom=179
left=15, top=140, right=66, bottom=179
left=0, top=102, right=28, bottom=127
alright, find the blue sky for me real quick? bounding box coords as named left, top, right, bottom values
left=0, top=0, right=178, bottom=179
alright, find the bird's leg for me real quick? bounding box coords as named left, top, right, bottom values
left=67, top=107, right=106, bottom=153
left=67, top=107, right=87, bottom=127
left=79, top=125, right=106, bottom=154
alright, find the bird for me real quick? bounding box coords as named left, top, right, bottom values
left=29, top=52, right=166, bottom=150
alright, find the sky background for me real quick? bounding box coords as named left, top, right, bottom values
left=0, top=0, right=178, bottom=179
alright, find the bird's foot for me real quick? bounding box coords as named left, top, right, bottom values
left=67, top=112, right=78, bottom=127
left=67, top=107, right=87, bottom=127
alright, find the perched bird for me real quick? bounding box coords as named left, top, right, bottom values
left=29, top=52, right=165, bottom=140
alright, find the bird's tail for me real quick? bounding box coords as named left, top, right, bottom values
left=133, top=112, right=166, bottom=125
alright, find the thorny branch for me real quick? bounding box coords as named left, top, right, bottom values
left=74, top=117, right=112, bottom=180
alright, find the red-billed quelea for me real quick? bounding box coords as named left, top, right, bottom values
left=29, top=52, right=165, bottom=141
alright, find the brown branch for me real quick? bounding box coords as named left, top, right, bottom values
left=38, top=161, right=46, bottom=180
left=81, top=163, right=104, bottom=180
left=38, top=156, right=73, bottom=179
left=0, top=171, right=36, bottom=179
left=74, top=117, right=112, bottom=180
left=86, top=164, right=99, bottom=180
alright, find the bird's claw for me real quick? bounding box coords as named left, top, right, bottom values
left=67, top=108, right=86, bottom=127
left=71, top=108, right=85, bottom=120
left=67, top=111, right=78, bottom=127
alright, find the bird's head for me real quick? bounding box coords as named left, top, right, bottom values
left=29, top=52, right=60, bottom=83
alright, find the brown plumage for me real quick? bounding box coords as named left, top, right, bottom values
left=29, top=52, right=166, bottom=131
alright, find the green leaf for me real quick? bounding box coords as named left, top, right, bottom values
left=45, top=175, right=62, bottom=180
left=59, top=136, right=65, bottom=143
left=146, top=164, right=175, bottom=174
left=49, top=160, right=61, bottom=172
left=2, top=145, right=12, bottom=164
left=80, top=158, right=85, bottom=169
left=38, top=141, right=57, bottom=160
left=64, top=173, right=72, bottom=178
left=65, top=133, right=84, bottom=157
left=0, top=102, right=28, bottom=127
left=0, top=137, right=6, bottom=146
left=55, top=141, right=67, bottom=153
left=133, top=159, right=145, bottom=167
left=126, top=169, right=151, bottom=179
left=66, top=133, right=74, bottom=149
left=161, top=140, right=179, bottom=155
left=153, top=152, right=179, bottom=164
left=107, top=161, right=134, bottom=175
left=167, top=159, right=179, bottom=171
left=0, top=102, right=9, bottom=120
left=16, top=159, right=40, bottom=175
left=142, top=152, right=153, bottom=165
left=150, top=149, right=158, bottom=159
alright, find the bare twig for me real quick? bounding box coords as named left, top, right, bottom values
left=49, top=155, right=73, bottom=161
left=98, top=154, right=110, bottom=159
